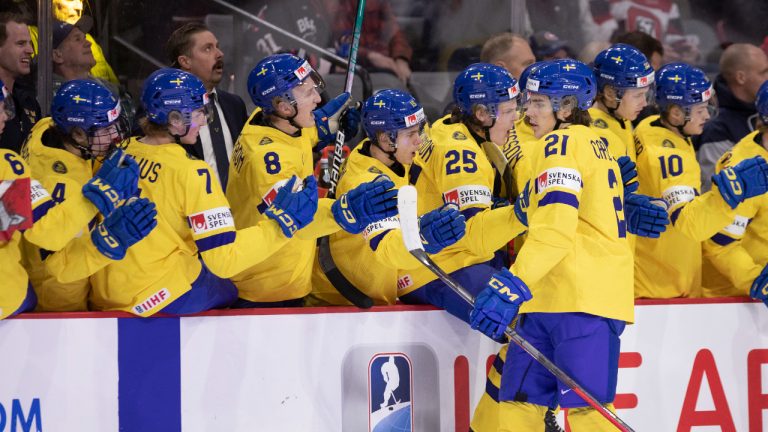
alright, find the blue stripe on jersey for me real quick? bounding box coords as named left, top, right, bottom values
left=195, top=231, right=236, bottom=252
left=493, top=353, right=504, bottom=375
left=408, top=164, right=422, bottom=185
left=32, top=200, right=55, bottom=222
left=256, top=201, right=269, bottom=214
left=485, top=379, right=500, bottom=402
left=368, top=229, right=393, bottom=251
left=539, top=191, right=579, bottom=209
left=118, top=317, right=181, bottom=432
left=670, top=207, right=683, bottom=225
left=710, top=232, right=737, bottom=246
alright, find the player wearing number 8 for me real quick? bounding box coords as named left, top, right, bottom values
left=633, top=63, right=768, bottom=299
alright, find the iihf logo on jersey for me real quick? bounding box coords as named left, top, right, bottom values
left=368, top=353, right=413, bottom=432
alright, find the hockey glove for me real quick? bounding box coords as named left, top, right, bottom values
left=314, top=92, right=353, bottom=145
left=513, top=181, right=530, bottom=227
left=82, top=149, right=140, bottom=216
left=617, top=155, right=639, bottom=195
left=91, top=197, right=158, bottom=260
left=419, top=203, right=466, bottom=254
left=470, top=268, right=532, bottom=341
left=264, top=176, right=319, bottom=238
left=624, top=193, right=669, bottom=238
left=750, top=265, right=768, bottom=308
left=712, top=156, right=768, bottom=209
left=332, top=175, right=398, bottom=234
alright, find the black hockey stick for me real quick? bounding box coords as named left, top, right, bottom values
left=396, top=185, right=635, bottom=432
left=317, top=0, right=374, bottom=308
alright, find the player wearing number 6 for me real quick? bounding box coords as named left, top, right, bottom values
left=226, top=54, right=397, bottom=307
left=634, top=63, right=768, bottom=299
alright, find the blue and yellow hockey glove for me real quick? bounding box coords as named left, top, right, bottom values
left=332, top=175, right=398, bottom=234
left=617, top=155, right=639, bottom=195
left=264, top=176, right=319, bottom=238
left=712, top=156, right=768, bottom=209
left=82, top=149, right=140, bottom=216
left=470, top=268, right=532, bottom=341
left=314, top=92, right=355, bottom=145
left=624, top=193, right=669, bottom=238
left=91, top=197, right=158, bottom=260
left=419, top=203, right=466, bottom=254
left=750, top=265, right=768, bottom=308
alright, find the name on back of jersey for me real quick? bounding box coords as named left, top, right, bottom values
left=443, top=185, right=492, bottom=208
left=534, top=168, right=582, bottom=194
left=188, top=206, right=234, bottom=234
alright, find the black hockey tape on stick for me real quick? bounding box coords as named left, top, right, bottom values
left=396, top=185, right=636, bottom=432
left=326, top=0, right=366, bottom=199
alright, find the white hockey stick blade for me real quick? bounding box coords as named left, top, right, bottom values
left=397, top=186, right=425, bottom=253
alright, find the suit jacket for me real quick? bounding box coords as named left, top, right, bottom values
left=188, top=89, right=248, bottom=161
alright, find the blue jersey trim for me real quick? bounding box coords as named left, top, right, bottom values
left=710, top=232, right=737, bottom=246
left=32, top=200, right=55, bottom=222
left=195, top=231, right=236, bottom=252
left=539, top=191, right=579, bottom=209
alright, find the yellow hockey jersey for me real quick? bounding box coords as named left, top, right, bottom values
left=634, top=116, right=737, bottom=298
left=20, top=118, right=95, bottom=311
left=702, top=131, right=768, bottom=297
left=394, top=116, right=526, bottom=296
left=589, top=108, right=637, bottom=161
left=512, top=125, right=634, bottom=322
left=309, top=143, right=417, bottom=305
left=226, top=112, right=340, bottom=302
left=87, top=138, right=291, bottom=316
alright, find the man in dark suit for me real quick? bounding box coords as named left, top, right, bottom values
left=166, top=22, right=248, bottom=191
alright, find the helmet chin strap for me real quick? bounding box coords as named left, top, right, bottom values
left=374, top=131, right=398, bottom=163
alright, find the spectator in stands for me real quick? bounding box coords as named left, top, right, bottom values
left=0, top=11, right=39, bottom=154
left=696, top=43, right=768, bottom=191
left=479, top=33, right=536, bottom=80
left=529, top=31, right=572, bottom=61
left=51, top=17, right=135, bottom=128
left=614, top=30, right=664, bottom=71
left=166, top=22, right=248, bottom=191
left=327, top=0, right=413, bottom=84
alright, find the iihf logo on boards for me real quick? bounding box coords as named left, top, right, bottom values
left=368, top=353, right=413, bottom=432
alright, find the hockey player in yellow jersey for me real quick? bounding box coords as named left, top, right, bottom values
left=226, top=54, right=399, bottom=307
left=75, top=68, right=329, bottom=316
left=704, top=81, right=768, bottom=299
left=0, top=79, right=148, bottom=317
left=469, top=60, right=669, bottom=431
left=634, top=64, right=768, bottom=299
left=309, top=89, right=466, bottom=305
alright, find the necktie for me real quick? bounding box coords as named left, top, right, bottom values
left=209, top=92, right=229, bottom=190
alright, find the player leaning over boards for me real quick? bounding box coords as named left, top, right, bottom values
left=395, top=63, right=531, bottom=321
left=468, top=60, right=668, bottom=431
left=634, top=63, right=768, bottom=299
left=0, top=79, right=147, bottom=318
left=309, top=89, right=466, bottom=306
left=704, top=80, right=768, bottom=299
left=226, top=54, right=399, bottom=307
left=79, top=68, right=325, bottom=316
left=22, top=80, right=155, bottom=312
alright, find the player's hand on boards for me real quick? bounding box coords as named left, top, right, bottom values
left=750, top=265, right=768, bottom=308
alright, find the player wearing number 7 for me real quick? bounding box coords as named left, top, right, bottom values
left=470, top=60, right=668, bottom=431
left=633, top=63, right=768, bottom=299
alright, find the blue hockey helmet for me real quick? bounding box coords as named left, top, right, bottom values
left=755, top=80, right=768, bottom=125
left=593, top=43, right=655, bottom=97
left=0, top=79, right=14, bottom=121
left=518, top=61, right=544, bottom=92
left=526, top=59, right=597, bottom=111
left=141, top=68, right=211, bottom=126
left=655, top=63, right=713, bottom=112
left=362, top=89, right=425, bottom=145
left=453, top=63, right=521, bottom=118
left=248, top=53, right=325, bottom=113
left=52, top=79, right=122, bottom=135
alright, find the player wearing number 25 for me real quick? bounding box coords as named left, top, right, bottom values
left=634, top=63, right=768, bottom=299
left=226, top=53, right=396, bottom=307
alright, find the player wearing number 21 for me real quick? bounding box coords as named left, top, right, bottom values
left=634, top=63, right=768, bottom=299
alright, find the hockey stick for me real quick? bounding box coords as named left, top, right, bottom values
left=326, top=0, right=366, bottom=199
left=317, top=0, right=374, bottom=309
left=396, top=185, right=635, bottom=432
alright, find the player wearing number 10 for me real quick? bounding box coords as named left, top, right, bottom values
left=634, top=63, right=768, bottom=299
